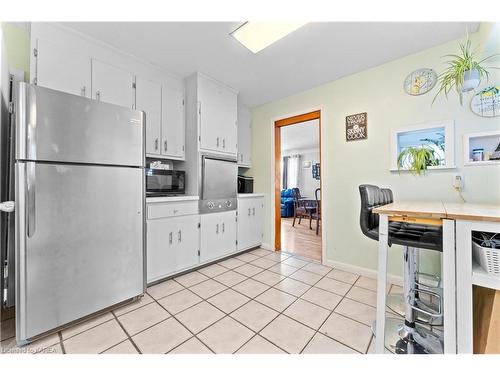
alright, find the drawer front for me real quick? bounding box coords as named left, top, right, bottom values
left=147, top=200, right=199, bottom=219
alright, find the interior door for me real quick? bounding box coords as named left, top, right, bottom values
left=91, top=59, right=134, bottom=108
left=136, top=77, right=161, bottom=156
left=162, top=86, right=185, bottom=159
left=36, top=38, right=91, bottom=97
left=16, top=162, right=144, bottom=341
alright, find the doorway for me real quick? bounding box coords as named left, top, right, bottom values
left=274, top=110, right=322, bottom=261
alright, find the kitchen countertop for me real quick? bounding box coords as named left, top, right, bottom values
left=146, top=195, right=199, bottom=203
left=238, top=193, right=265, bottom=198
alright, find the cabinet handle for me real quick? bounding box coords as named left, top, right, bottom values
left=216, top=137, right=219, bottom=148
left=216, top=224, right=219, bottom=234
left=96, top=90, right=101, bottom=101
left=253, top=207, right=255, bottom=216
left=164, top=140, right=168, bottom=152
left=248, top=208, right=251, bottom=216
left=223, top=138, right=226, bottom=149
left=81, top=86, right=86, bottom=97
left=178, top=230, right=182, bottom=243
left=169, top=232, right=173, bottom=245
left=240, top=154, right=243, bottom=162
left=155, top=138, right=158, bottom=151
left=222, top=222, right=225, bottom=233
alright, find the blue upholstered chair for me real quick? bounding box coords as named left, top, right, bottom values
left=280, top=189, right=295, bottom=217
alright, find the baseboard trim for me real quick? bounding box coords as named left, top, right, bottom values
left=325, top=259, right=403, bottom=287
left=260, top=243, right=274, bottom=251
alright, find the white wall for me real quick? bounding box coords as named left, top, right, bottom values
left=249, top=23, right=500, bottom=277
left=282, top=148, right=321, bottom=198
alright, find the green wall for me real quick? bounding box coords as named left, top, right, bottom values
left=1, top=22, right=30, bottom=80
left=249, top=23, right=500, bottom=277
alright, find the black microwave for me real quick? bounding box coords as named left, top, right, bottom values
left=238, top=175, right=254, bottom=194
left=145, top=169, right=185, bottom=197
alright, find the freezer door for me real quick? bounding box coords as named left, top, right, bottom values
left=16, top=82, right=143, bottom=167
left=16, top=162, right=144, bottom=342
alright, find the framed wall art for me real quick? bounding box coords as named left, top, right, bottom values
left=346, top=112, right=367, bottom=141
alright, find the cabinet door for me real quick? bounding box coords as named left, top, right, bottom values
left=174, top=215, right=200, bottom=272
left=251, top=198, right=264, bottom=246
left=220, top=211, right=237, bottom=255
left=198, top=76, right=237, bottom=154
left=200, top=213, right=223, bottom=263
left=136, top=77, right=161, bottom=156
left=35, top=39, right=91, bottom=97
left=237, top=199, right=253, bottom=250
left=221, top=94, right=238, bottom=155
left=162, top=86, right=185, bottom=159
left=237, top=102, right=252, bottom=167
left=147, top=217, right=176, bottom=282
left=147, top=215, right=199, bottom=283
left=91, top=59, right=134, bottom=108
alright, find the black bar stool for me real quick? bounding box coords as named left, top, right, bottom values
left=359, top=184, right=444, bottom=354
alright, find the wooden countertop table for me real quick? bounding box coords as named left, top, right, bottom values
left=372, top=201, right=500, bottom=354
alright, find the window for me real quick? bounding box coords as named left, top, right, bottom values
left=390, top=120, right=455, bottom=171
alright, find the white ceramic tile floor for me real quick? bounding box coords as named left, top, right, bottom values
left=4, top=248, right=410, bottom=354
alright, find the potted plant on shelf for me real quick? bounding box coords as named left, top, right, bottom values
left=433, top=35, right=498, bottom=105
left=397, top=145, right=440, bottom=175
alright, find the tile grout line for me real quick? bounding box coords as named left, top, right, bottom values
left=31, top=248, right=384, bottom=354
left=110, top=310, right=143, bottom=354
left=58, top=332, right=66, bottom=354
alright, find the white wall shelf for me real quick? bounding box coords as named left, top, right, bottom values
left=463, top=130, right=500, bottom=165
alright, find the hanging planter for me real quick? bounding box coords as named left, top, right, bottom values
left=432, top=35, right=498, bottom=105
left=462, top=68, right=481, bottom=92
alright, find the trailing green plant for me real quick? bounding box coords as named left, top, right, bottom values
left=397, top=145, right=440, bottom=175
left=432, top=34, right=498, bottom=105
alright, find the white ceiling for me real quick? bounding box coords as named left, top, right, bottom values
left=62, top=22, right=477, bottom=108
left=281, top=120, right=320, bottom=152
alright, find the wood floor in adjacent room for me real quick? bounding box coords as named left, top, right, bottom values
left=281, top=217, right=321, bottom=261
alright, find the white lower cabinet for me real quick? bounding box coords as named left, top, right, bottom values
left=147, top=213, right=200, bottom=283
left=200, top=211, right=237, bottom=263
left=237, top=196, right=264, bottom=251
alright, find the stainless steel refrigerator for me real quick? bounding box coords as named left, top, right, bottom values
left=13, top=82, right=145, bottom=345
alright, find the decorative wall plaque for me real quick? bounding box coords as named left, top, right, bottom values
left=346, top=112, right=367, bottom=141
left=470, top=85, right=500, bottom=117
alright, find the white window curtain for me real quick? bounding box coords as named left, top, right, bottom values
left=287, top=154, right=300, bottom=188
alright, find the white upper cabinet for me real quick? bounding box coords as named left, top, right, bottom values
left=34, top=38, right=91, bottom=97
left=162, top=86, right=185, bottom=160
left=195, top=74, right=238, bottom=156
left=91, top=59, right=135, bottom=108
left=237, top=100, right=252, bottom=167
left=136, top=77, right=162, bottom=156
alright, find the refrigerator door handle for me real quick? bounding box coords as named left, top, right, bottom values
left=26, top=162, right=36, bottom=237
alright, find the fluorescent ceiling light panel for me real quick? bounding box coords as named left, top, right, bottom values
left=231, top=22, right=308, bottom=53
